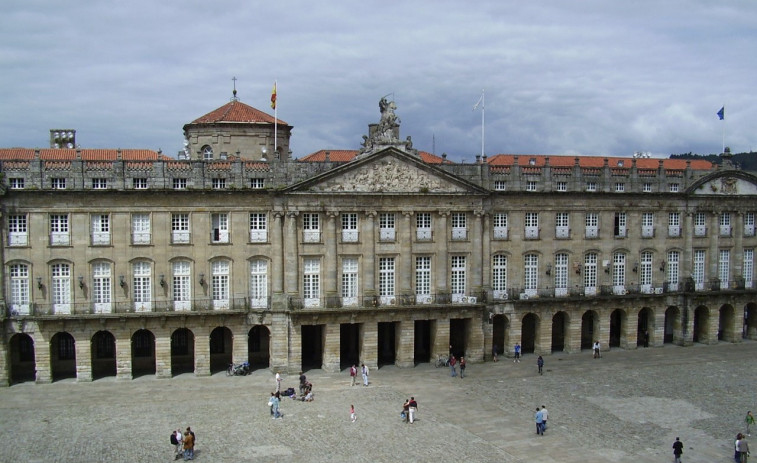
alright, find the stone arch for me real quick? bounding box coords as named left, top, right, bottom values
left=91, top=330, right=117, bottom=379
left=746, top=302, right=757, bottom=340
left=248, top=325, right=271, bottom=370
left=551, top=311, right=569, bottom=352
left=693, top=305, right=710, bottom=343
left=171, top=328, right=195, bottom=376
left=491, top=314, right=510, bottom=358
left=664, top=306, right=681, bottom=344
left=637, top=307, right=654, bottom=347
left=8, top=333, right=36, bottom=384
left=209, top=326, right=233, bottom=374
left=50, top=332, right=76, bottom=381
left=609, top=309, right=626, bottom=348
left=718, top=304, right=737, bottom=342
left=131, top=329, right=156, bottom=377
left=521, top=313, right=540, bottom=354
left=581, top=310, right=599, bottom=350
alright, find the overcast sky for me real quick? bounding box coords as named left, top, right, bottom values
left=1, top=1, right=755, bottom=162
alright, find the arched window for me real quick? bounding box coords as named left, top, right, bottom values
left=249, top=259, right=268, bottom=308
left=201, top=145, right=213, bottom=160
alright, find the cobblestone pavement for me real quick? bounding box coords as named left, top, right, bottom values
left=1, top=341, right=756, bottom=463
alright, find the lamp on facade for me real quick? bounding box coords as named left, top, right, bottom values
left=199, top=273, right=205, bottom=286
left=78, top=275, right=84, bottom=289
left=36, top=277, right=43, bottom=289
left=660, top=260, right=666, bottom=272
left=159, top=274, right=166, bottom=287
left=545, top=263, right=552, bottom=276
left=633, top=262, right=639, bottom=273
left=119, top=275, right=126, bottom=288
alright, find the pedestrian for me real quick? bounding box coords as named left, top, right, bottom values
left=182, top=430, right=195, bottom=461
left=361, top=363, right=369, bottom=386
left=271, top=391, right=281, bottom=419
left=514, top=343, right=521, bottom=363
left=535, top=407, right=544, bottom=435
left=350, top=364, right=357, bottom=386
left=275, top=371, right=282, bottom=393
left=299, top=371, right=307, bottom=394
left=593, top=340, right=601, bottom=359
left=672, top=436, right=683, bottom=463
left=643, top=330, right=649, bottom=348
left=541, top=405, right=549, bottom=431
left=492, top=344, right=498, bottom=362
left=738, top=435, right=750, bottom=463
left=186, top=427, right=195, bottom=450
left=402, top=399, right=410, bottom=423
left=459, top=356, right=466, bottom=378
left=350, top=404, right=356, bottom=422
left=449, top=355, right=457, bottom=377
left=171, top=428, right=183, bottom=460
left=736, top=434, right=744, bottom=463
left=747, top=411, right=755, bottom=436
left=408, top=397, right=418, bottom=424
left=537, top=356, right=544, bottom=375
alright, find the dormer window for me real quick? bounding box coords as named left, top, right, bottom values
left=617, top=160, right=624, bottom=167
left=202, top=145, right=213, bottom=160
left=528, top=158, right=536, bottom=166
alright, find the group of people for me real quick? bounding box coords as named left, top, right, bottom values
left=349, top=364, right=370, bottom=386
left=671, top=411, right=755, bottom=462
left=170, top=427, right=196, bottom=461
left=401, top=397, right=419, bottom=423
left=534, top=405, right=549, bottom=436
left=447, top=354, right=467, bottom=378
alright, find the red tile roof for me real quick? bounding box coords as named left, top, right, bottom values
left=188, top=100, right=288, bottom=126
left=299, top=149, right=451, bottom=164
left=0, top=148, right=171, bottom=161
left=486, top=154, right=713, bottom=170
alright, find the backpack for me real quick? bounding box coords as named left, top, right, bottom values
left=170, top=432, right=178, bottom=445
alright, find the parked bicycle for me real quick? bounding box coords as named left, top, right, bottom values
left=227, top=361, right=250, bottom=376
left=435, top=354, right=450, bottom=368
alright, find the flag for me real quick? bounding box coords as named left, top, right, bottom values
left=473, top=91, right=484, bottom=110
left=270, top=82, right=277, bottom=110
left=717, top=106, right=724, bottom=120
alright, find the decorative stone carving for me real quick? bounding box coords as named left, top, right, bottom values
left=357, top=97, right=418, bottom=157
left=721, top=177, right=737, bottom=194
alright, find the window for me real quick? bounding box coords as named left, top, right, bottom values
left=250, top=178, right=265, bottom=189
left=554, top=253, right=568, bottom=296
left=249, top=213, right=268, bottom=243
left=132, top=213, right=151, bottom=244
left=745, top=212, right=755, bottom=237
left=416, top=213, right=432, bottom=241
left=172, top=178, right=187, bottom=190
left=586, top=182, right=597, bottom=192
left=667, top=251, right=680, bottom=291
left=643, top=183, right=652, bottom=193
left=172, top=261, right=191, bottom=311
left=555, top=213, right=569, bottom=239
left=250, top=259, right=268, bottom=308
left=303, top=258, right=320, bottom=306
left=211, top=260, right=230, bottom=309
left=556, top=181, right=567, bottom=192
left=525, top=212, right=539, bottom=239
left=303, top=213, right=321, bottom=243
left=718, top=249, right=730, bottom=289
left=694, top=212, right=707, bottom=237
left=212, top=178, right=226, bottom=189
left=614, top=212, right=627, bottom=238
left=585, top=212, right=599, bottom=238
left=93, top=262, right=112, bottom=313
left=693, top=250, right=706, bottom=290
left=493, top=213, right=508, bottom=239
left=584, top=253, right=598, bottom=295
left=8, top=214, right=28, bottom=246
left=341, top=213, right=358, bottom=243
left=341, top=258, right=358, bottom=306
left=9, top=178, right=24, bottom=189
left=612, top=252, right=626, bottom=294
left=641, top=212, right=654, bottom=238
left=415, top=256, right=431, bottom=302
left=669, top=183, right=679, bottom=193
left=451, top=212, right=467, bottom=240
left=91, top=214, right=110, bottom=245
left=202, top=145, right=213, bottom=160
left=92, top=178, right=108, bottom=189
left=615, top=182, right=625, bottom=192
left=51, top=178, right=66, bottom=189
left=9, top=263, right=30, bottom=315
left=211, top=213, right=229, bottom=243
left=57, top=335, right=75, bottom=360
left=640, top=251, right=653, bottom=293
left=492, top=255, right=507, bottom=299
left=524, top=254, right=538, bottom=297
left=451, top=255, right=466, bottom=301
left=132, top=178, right=148, bottom=189
left=51, top=263, right=71, bottom=314
left=494, top=180, right=506, bottom=191
left=668, top=212, right=681, bottom=237
left=745, top=249, right=754, bottom=289
left=172, top=213, right=190, bottom=244
left=378, top=257, right=395, bottom=303
left=720, top=213, right=732, bottom=236
left=379, top=213, right=396, bottom=241
left=133, top=261, right=152, bottom=312
left=526, top=181, right=537, bottom=192
left=50, top=214, right=70, bottom=245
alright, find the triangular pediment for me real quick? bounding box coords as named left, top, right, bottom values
left=687, top=171, right=757, bottom=196
left=287, top=148, right=487, bottom=195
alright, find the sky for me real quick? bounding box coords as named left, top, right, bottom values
left=1, top=1, right=755, bottom=162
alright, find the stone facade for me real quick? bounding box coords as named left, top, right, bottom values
left=1, top=98, right=756, bottom=386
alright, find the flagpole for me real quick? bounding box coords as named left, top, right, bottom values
left=722, top=105, right=725, bottom=155
left=481, top=89, right=485, bottom=159
left=274, top=80, right=278, bottom=157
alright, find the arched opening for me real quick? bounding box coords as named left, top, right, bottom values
left=248, top=325, right=271, bottom=370
left=449, top=318, right=469, bottom=358
left=410, top=320, right=427, bottom=366
left=209, top=327, right=233, bottom=374
left=521, top=313, right=539, bottom=354
left=609, top=309, right=625, bottom=348
left=746, top=303, right=757, bottom=340
left=301, top=324, right=324, bottom=371
left=581, top=311, right=599, bottom=350
left=492, top=314, right=510, bottom=359
left=637, top=307, right=654, bottom=347
left=131, top=329, right=156, bottom=377
left=340, top=323, right=361, bottom=370
left=91, top=331, right=117, bottom=379
left=9, top=333, right=36, bottom=384
left=718, top=304, right=736, bottom=342
left=693, top=306, right=710, bottom=343
left=50, top=332, right=76, bottom=381
left=551, top=311, right=568, bottom=352
left=171, top=328, right=195, bottom=376
left=664, top=306, right=681, bottom=344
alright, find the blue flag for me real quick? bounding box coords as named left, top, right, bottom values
left=717, top=106, right=724, bottom=120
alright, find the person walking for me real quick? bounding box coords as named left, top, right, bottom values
left=275, top=371, right=282, bottom=393
left=737, top=435, right=750, bottom=463
left=271, top=392, right=281, bottom=419
left=449, top=355, right=457, bottom=377
left=459, top=357, right=466, bottom=378
left=514, top=343, right=521, bottom=363
left=408, top=397, right=418, bottom=424
left=492, top=344, right=498, bottom=362
left=535, top=407, right=544, bottom=435
left=350, top=404, right=356, bottom=423
left=361, top=363, right=369, bottom=386
left=537, top=356, right=544, bottom=375
left=541, top=405, right=549, bottom=431
left=593, top=340, right=601, bottom=359
left=350, top=364, right=357, bottom=386
left=672, top=436, right=683, bottom=463
left=747, top=411, right=755, bottom=436
left=182, top=430, right=195, bottom=461
left=402, top=399, right=410, bottom=423
left=736, top=434, right=744, bottom=463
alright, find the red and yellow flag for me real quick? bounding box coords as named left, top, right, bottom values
left=270, top=82, right=277, bottom=110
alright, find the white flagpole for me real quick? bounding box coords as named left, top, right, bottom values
left=722, top=105, right=725, bottom=155
left=274, top=80, right=278, bottom=157
left=473, top=89, right=485, bottom=159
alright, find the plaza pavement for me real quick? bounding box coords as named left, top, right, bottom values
left=1, top=341, right=755, bottom=463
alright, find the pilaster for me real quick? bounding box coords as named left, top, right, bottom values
left=361, top=321, right=378, bottom=369
left=75, top=332, right=93, bottom=382
left=323, top=322, right=340, bottom=372
left=396, top=319, right=415, bottom=367
left=194, top=331, right=210, bottom=376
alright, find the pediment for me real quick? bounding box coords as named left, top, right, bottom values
left=689, top=172, right=757, bottom=196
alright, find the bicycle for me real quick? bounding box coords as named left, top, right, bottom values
left=435, top=355, right=449, bottom=368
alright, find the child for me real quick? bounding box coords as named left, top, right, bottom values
left=350, top=404, right=356, bottom=422
left=537, top=356, right=544, bottom=375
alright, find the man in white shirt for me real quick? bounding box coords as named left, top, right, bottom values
left=275, top=371, right=282, bottom=393
left=541, top=405, right=549, bottom=431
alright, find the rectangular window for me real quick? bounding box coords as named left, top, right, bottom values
left=415, top=256, right=431, bottom=302
left=250, top=259, right=268, bottom=308
left=693, top=250, right=706, bottom=290
left=643, top=183, right=652, bottom=193
left=615, top=182, right=625, bottom=192
left=93, top=262, right=112, bottom=313
left=667, top=251, right=680, bottom=291
left=10, top=178, right=25, bottom=189
left=303, top=213, right=321, bottom=243
left=494, top=180, right=506, bottom=191
left=524, top=254, right=538, bottom=296
left=745, top=212, right=755, bottom=237
left=8, top=214, right=28, bottom=246
left=745, top=249, right=754, bottom=289
left=249, top=213, right=268, bottom=243
left=584, top=253, right=597, bottom=295
left=586, top=182, right=597, bottom=192
left=50, top=214, right=70, bottom=246
left=416, top=212, right=432, bottom=241
left=451, top=212, right=467, bottom=240
left=91, top=214, right=111, bottom=245
left=9, top=263, right=30, bottom=315
left=172, top=261, right=191, bottom=311
left=92, top=178, right=108, bottom=189
left=52, top=263, right=71, bottom=314
left=720, top=212, right=732, bottom=236
left=378, top=257, right=395, bottom=302
left=172, top=213, right=190, bottom=244
left=524, top=212, right=539, bottom=239
left=555, top=212, right=569, bottom=239
left=303, top=258, right=320, bottom=306
left=718, top=249, right=730, bottom=289
left=132, top=178, right=148, bottom=189
left=341, top=258, right=358, bottom=306
left=695, top=212, right=707, bottom=237
left=211, top=213, right=229, bottom=243
left=379, top=213, right=396, bottom=242
left=556, top=181, right=567, bottom=192
left=585, top=212, right=599, bottom=239
left=526, top=181, right=537, bottom=192
left=451, top=255, right=466, bottom=301
left=493, top=213, right=508, bottom=239
left=668, top=212, right=681, bottom=237
left=554, top=253, right=568, bottom=296
left=614, top=212, right=627, bottom=238
left=612, top=252, right=626, bottom=294
left=341, top=213, right=358, bottom=243
left=212, top=260, right=230, bottom=309
left=212, top=178, right=226, bottom=189
left=492, top=255, right=507, bottom=299
left=641, top=212, right=654, bottom=238
left=249, top=178, right=265, bottom=189
left=669, top=183, right=679, bottom=193
left=133, top=261, right=152, bottom=312
left=172, top=178, right=187, bottom=190
left=51, top=178, right=66, bottom=189
left=132, top=213, right=151, bottom=244
left=640, top=251, right=653, bottom=292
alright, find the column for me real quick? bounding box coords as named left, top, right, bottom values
left=194, top=331, right=210, bottom=377
left=323, top=322, right=340, bottom=372
left=271, top=312, right=290, bottom=373
left=536, top=311, right=552, bottom=355
left=621, top=309, right=637, bottom=350
left=466, top=316, right=484, bottom=362
left=395, top=319, right=415, bottom=368
left=436, top=211, right=449, bottom=294
left=652, top=310, right=666, bottom=348
left=362, top=211, right=376, bottom=297
left=323, top=212, right=338, bottom=305
left=565, top=309, right=582, bottom=354
left=683, top=212, right=694, bottom=282
left=232, top=325, right=248, bottom=365
left=287, top=320, right=302, bottom=374
left=284, top=211, right=300, bottom=297
left=361, top=321, right=378, bottom=369
left=433, top=317, right=450, bottom=359
left=155, top=332, right=172, bottom=379
left=509, top=315, right=522, bottom=357
left=33, top=330, right=52, bottom=384
left=271, top=212, right=284, bottom=295
left=709, top=212, right=720, bottom=287
left=399, top=211, right=413, bottom=296
left=75, top=332, right=93, bottom=382
left=597, top=310, right=611, bottom=352
left=735, top=212, right=744, bottom=287
left=481, top=213, right=491, bottom=297
left=471, top=210, right=484, bottom=293
left=115, top=330, right=132, bottom=380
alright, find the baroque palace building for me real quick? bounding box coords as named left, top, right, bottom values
left=1, top=94, right=756, bottom=385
